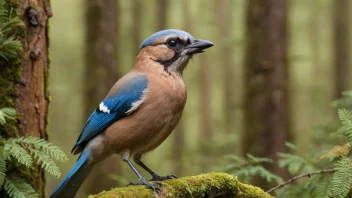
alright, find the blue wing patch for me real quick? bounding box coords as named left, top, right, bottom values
left=71, top=75, right=148, bottom=153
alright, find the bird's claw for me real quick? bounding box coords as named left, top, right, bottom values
left=128, top=177, right=162, bottom=193
left=151, top=174, right=177, bottom=181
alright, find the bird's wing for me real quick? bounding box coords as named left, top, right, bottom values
left=71, top=74, right=148, bottom=153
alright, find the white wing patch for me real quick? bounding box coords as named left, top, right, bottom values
left=125, top=90, right=147, bottom=115
left=99, top=102, right=111, bottom=113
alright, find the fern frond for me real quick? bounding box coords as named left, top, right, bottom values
left=284, top=142, right=299, bottom=152
left=6, top=136, right=67, bottom=178
left=332, top=91, right=352, bottom=109
left=28, top=148, right=61, bottom=178
left=235, top=165, right=283, bottom=184
left=251, top=166, right=283, bottom=184
left=0, top=38, right=22, bottom=60
left=4, top=176, right=38, bottom=198
left=332, top=158, right=352, bottom=198
left=338, top=109, right=352, bottom=142
left=0, top=0, right=7, bottom=23
left=0, top=107, right=16, bottom=125
left=278, top=153, right=309, bottom=174
left=0, top=0, right=23, bottom=62
left=311, top=176, right=332, bottom=198
left=224, top=154, right=245, bottom=163
left=247, top=154, right=272, bottom=163
left=0, top=153, right=6, bottom=187
left=321, top=143, right=351, bottom=160
left=15, top=136, right=68, bottom=162
left=4, top=140, right=32, bottom=167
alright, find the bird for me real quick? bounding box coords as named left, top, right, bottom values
left=50, top=29, right=213, bottom=198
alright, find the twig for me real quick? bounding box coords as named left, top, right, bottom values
left=266, top=168, right=335, bottom=194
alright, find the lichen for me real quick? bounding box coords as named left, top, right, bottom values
left=89, top=173, right=273, bottom=198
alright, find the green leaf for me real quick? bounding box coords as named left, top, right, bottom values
left=0, top=152, right=6, bottom=187
left=247, top=154, right=272, bottom=163
left=3, top=137, right=67, bottom=178
left=277, top=153, right=306, bottom=174
left=332, top=158, right=352, bottom=198
left=284, top=142, right=299, bottom=152
left=0, top=107, right=16, bottom=125
left=3, top=176, right=38, bottom=198
left=235, top=165, right=283, bottom=184
left=29, top=148, right=61, bottom=178
left=4, top=139, right=32, bottom=168
left=16, top=136, right=68, bottom=162
left=338, top=109, right=352, bottom=142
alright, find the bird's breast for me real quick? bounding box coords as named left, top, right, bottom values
left=136, top=73, right=187, bottom=153
left=104, top=72, right=187, bottom=156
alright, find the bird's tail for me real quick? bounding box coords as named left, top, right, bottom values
left=50, top=149, right=93, bottom=198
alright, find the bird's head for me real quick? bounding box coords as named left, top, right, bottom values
left=137, top=29, right=213, bottom=74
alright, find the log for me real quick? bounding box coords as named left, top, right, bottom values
left=89, top=173, right=272, bottom=198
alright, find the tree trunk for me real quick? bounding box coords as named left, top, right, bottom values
left=199, top=54, right=213, bottom=171
left=157, top=0, right=167, bottom=30
left=131, top=0, right=141, bottom=57
left=82, top=0, right=120, bottom=196
left=216, top=0, right=236, bottom=135
left=171, top=0, right=188, bottom=177
left=242, top=0, right=289, bottom=188
left=334, top=0, right=350, bottom=98
left=0, top=0, right=51, bottom=197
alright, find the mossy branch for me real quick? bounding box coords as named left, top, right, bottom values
left=89, top=173, right=272, bottom=198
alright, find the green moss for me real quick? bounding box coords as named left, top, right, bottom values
left=0, top=0, right=25, bottom=139
left=0, top=0, right=48, bottom=197
left=89, top=173, right=273, bottom=198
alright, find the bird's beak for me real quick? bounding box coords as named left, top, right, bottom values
left=185, top=39, right=214, bottom=55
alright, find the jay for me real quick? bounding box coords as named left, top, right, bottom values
left=50, top=29, right=213, bottom=198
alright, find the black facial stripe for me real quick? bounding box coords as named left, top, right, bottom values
left=151, top=51, right=180, bottom=74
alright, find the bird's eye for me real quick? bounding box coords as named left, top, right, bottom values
left=166, top=38, right=181, bottom=50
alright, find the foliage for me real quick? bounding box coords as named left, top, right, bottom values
left=220, top=154, right=283, bottom=184
left=220, top=92, right=352, bottom=198
left=0, top=108, right=15, bottom=125
left=275, top=143, right=333, bottom=198
left=0, top=108, right=68, bottom=197
left=332, top=158, right=352, bottom=198
left=3, top=177, right=37, bottom=198
left=0, top=0, right=22, bottom=61
left=339, top=109, right=352, bottom=142
left=273, top=93, right=352, bottom=198
left=277, top=143, right=315, bottom=175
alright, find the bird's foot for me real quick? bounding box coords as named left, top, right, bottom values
left=129, top=177, right=161, bottom=193
left=151, top=173, right=177, bottom=181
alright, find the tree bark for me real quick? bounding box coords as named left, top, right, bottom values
left=216, top=0, right=236, bottom=135
left=242, top=0, right=290, bottom=188
left=171, top=0, right=188, bottom=177
left=334, top=0, right=350, bottom=98
left=199, top=54, right=213, bottom=171
left=82, top=0, right=120, bottom=196
left=0, top=0, right=51, bottom=197
left=157, top=0, right=167, bottom=30
left=131, top=0, right=141, bottom=57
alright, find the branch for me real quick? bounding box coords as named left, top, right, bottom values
left=266, top=168, right=335, bottom=194
left=89, top=173, right=273, bottom=198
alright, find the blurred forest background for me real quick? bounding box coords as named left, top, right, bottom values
left=46, top=0, right=352, bottom=197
